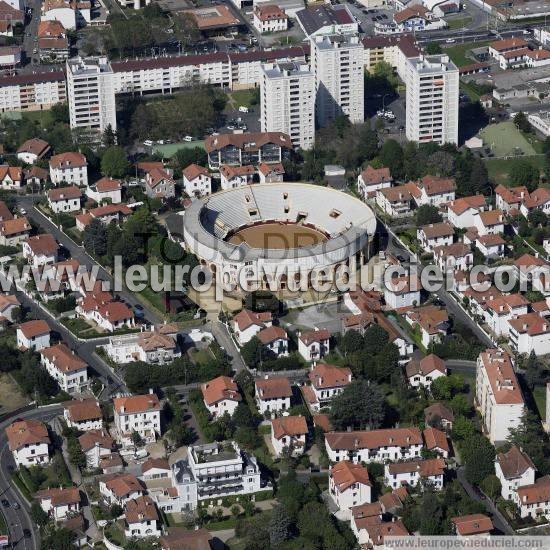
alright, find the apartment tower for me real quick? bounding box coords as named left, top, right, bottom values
left=66, top=56, right=117, bottom=138
left=311, top=34, right=364, bottom=127
left=405, top=54, right=459, bottom=145
left=260, top=61, right=315, bottom=151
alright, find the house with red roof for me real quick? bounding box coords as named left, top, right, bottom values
left=17, top=319, right=50, bottom=351
left=99, top=473, right=145, bottom=507
left=76, top=290, right=135, bottom=332
left=17, top=138, right=50, bottom=165
left=22, top=233, right=59, bottom=266
left=405, top=354, right=446, bottom=390
left=473, top=209, right=505, bottom=236
left=220, top=164, right=255, bottom=190
left=384, top=457, right=446, bottom=490
left=452, top=514, right=493, bottom=537
left=423, top=426, right=450, bottom=458
left=257, top=325, right=288, bottom=358
left=495, top=445, right=536, bottom=501
left=86, top=177, right=122, bottom=205
left=47, top=185, right=81, bottom=213
left=79, top=429, right=113, bottom=468
left=516, top=475, right=550, bottom=519
left=0, top=165, right=22, bottom=190
left=201, top=375, right=241, bottom=417
left=64, top=398, right=103, bottom=431
left=255, top=376, right=292, bottom=415
left=417, top=222, right=454, bottom=252
left=446, top=195, right=486, bottom=228
left=40, top=343, right=88, bottom=394
left=145, top=168, right=175, bottom=200
left=270, top=414, right=308, bottom=457
left=298, top=327, right=330, bottom=361
left=124, top=496, right=161, bottom=539
left=36, top=487, right=81, bottom=521
left=508, top=312, right=550, bottom=356
left=408, top=175, right=456, bottom=207
left=520, top=187, right=550, bottom=219
left=6, top=418, right=50, bottom=467
left=307, top=363, right=352, bottom=411
left=514, top=253, right=549, bottom=296
left=182, top=164, right=211, bottom=198
left=49, top=152, right=88, bottom=187
left=253, top=4, right=288, bottom=33
left=232, top=308, right=272, bottom=345
left=483, top=293, right=529, bottom=337
left=113, top=391, right=162, bottom=446
left=257, top=162, right=284, bottom=184
left=357, top=165, right=392, bottom=199
left=329, top=460, right=372, bottom=518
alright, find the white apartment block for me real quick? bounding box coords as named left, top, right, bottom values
left=475, top=349, right=524, bottom=444
left=329, top=460, right=372, bottom=519
left=167, top=442, right=262, bottom=512
left=311, top=33, right=364, bottom=127
left=325, top=428, right=423, bottom=464
left=0, top=72, right=66, bottom=113
left=49, top=152, right=88, bottom=187
left=384, top=458, right=445, bottom=491
left=40, top=343, right=88, bottom=395
left=255, top=377, right=292, bottom=415
left=261, top=61, right=315, bottom=151
left=517, top=477, right=550, bottom=519
left=405, top=54, right=459, bottom=145
left=113, top=392, right=162, bottom=447
left=495, top=446, right=536, bottom=501
left=66, top=56, right=117, bottom=136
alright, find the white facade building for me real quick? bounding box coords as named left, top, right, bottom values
left=78, top=429, right=113, bottom=468
left=270, top=415, right=308, bottom=457
left=113, top=392, right=162, bottom=447
left=64, top=398, right=104, bottom=432
left=476, top=349, right=524, bottom=444
left=384, top=458, right=445, bottom=491
left=40, top=343, right=88, bottom=394
left=261, top=61, right=315, bottom=151
left=17, top=320, right=50, bottom=352
left=36, top=487, right=81, bottom=522
left=405, top=54, right=459, bottom=145
left=6, top=419, right=50, bottom=468
left=311, top=33, right=364, bottom=127
left=66, top=56, right=117, bottom=136
left=182, top=164, right=211, bottom=198
left=47, top=185, right=82, bottom=213
left=329, top=460, right=372, bottom=519
left=495, top=446, right=536, bottom=501
left=49, top=152, right=88, bottom=187
left=298, top=328, right=331, bottom=361
left=255, top=377, right=292, bottom=415
left=201, top=376, right=241, bottom=418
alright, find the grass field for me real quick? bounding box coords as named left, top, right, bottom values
left=228, top=89, right=258, bottom=110
left=443, top=40, right=491, bottom=67
left=484, top=155, right=545, bottom=185
left=152, top=140, right=205, bottom=158
left=0, top=373, right=28, bottom=414
left=534, top=385, right=546, bottom=419
left=447, top=17, right=473, bottom=30
left=480, top=121, right=537, bottom=157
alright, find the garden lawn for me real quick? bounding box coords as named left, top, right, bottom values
left=229, top=89, right=257, bottom=109
left=443, top=40, right=491, bottom=67
left=480, top=121, right=536, bottom=157
left=484, top=156, right=546, bottom=186
left=447, top=17, right=473, bottom=29
left=533, top=385, right=546, bottom=419
left=152, top=141, right=205, bottom=159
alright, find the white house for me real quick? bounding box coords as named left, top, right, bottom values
left=182, top=164, right=211, bottom=198
left=520, top=188, right=550, bottom=219
left=220, top=164, right=255, bottom=190
left=257, top=325, right=289, bottom=358
left=517, top=476, right=550, bottom=519
left=86, top=177, right=122, bottom=205
left=473, top=210, right=505, bottom=236
left=452, top=514, right=494, bottom=538
left=22, top=234, right=59, bottom=267
left=49, top=152, right=88, bottom=186
left=298, top=328, right=330, bottom=361
left=0, top=217, right=31, bottom=246
left=329, top=460, right=372, bottom=519
left=270, top=415, right=308, bottom=457
left=76, top=292, right=135, bottom=332
left=495, top=445, right=536, bottom=501
left=257, top=162, right=284, bottom=184
left=140, top=458, right=170, bottom=482
left=253, top=4, right=288, bottom=33
left=47, top=185, right=81, bottom=213
left=40, top=343, right=88, bottom=394
left=145, top=168, right=176, bottom=200
left=36, top=487, right=81, bottom=522
left=113, top=392, right=162, bottom=447
left=404, top=305, right=449, bottom=349
left=16, top=138, right=50, bottom=165
left=325, top=427, right=423, bottom=464
left=99, top=473, right=145, bottom=507
left=476, top=349, right=524, bottom=444
left=476, top=234, right=505, bottom=258
left=308, top=363, right=352, bottom=411
left=64, top=398, right=103, bottom=431
left=201, top=376, right=241, bottom=418
left=384, top=274, right=421, bottom=309
left=79, top=429, right=113, bottom=468
left=357, top=165, right=392, bottom=200
left=124, top=496, right=161, bottom=539
left=495, top=184, right=528, bottom=212
left=255, top=377, right=292, bottom=415
left=408, top=175, right=456, bottom=207
left=0, top=294, right=20, bottom=323
left=6, top=419, right=50, bottom=468
left=514, top=254, right=549, bottom=296
left=384, top=458, right=445, bottom=491
left=508, top=312, right=550, bottom=356
left=232, top=309, right=272, bottom=345
left=17, top=319, right=50, bottom=351
left=423, top=426, right=450, bottom=458
left=375, top=185, right=412, bottom=217
left=484, top=293, right=529, bottom=337
left=433, top=243, right=473, bottom=273
left=417, top=222, right=454, bottom=252
left=446, top=195, right=486, bottom=229
left=405, top=354, right=446, bottom=390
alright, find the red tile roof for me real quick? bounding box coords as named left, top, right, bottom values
left=113, top=393, right=161, bottom=415
left=24, top=234, right=59, bottom=256
left=271, top=415, right=308, bottom=439
left=257, top=325, right=287, bottom=344
left=309, top=363, right=351, bottom=389
left=41, top=343, right=87, bottom=374
left=255, top=377, right=292, bottom=400
left=326, top=427, right=422, bottom=451
left=49, top=152, right=87, bottom=169
left=6, top=419, right=50, bottom=451
left=423, top=426, right=449, bottom=454
left=233, top=309, right=272, bottom=331
left=48, top=185, right=81, bottom=202
left=331, top=460, right=371, bottom=492
left=478, top=349, right=523, bottom=405
left=182, top=164, right=209, bottom=181
left=18, top=319, right=49, bottom=338
left=201, top=376, right=241, bottom=406
left=452, top=514, right=493, bottom=536
left=78, top=429, right=113, bottom=452
left=496, top=445, right=536, bottom=479
left=300, top=328, right=330, bottom=346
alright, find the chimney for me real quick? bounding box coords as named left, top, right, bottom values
left=149, top=388, right=154, bottom=394
left=121, top=406, right=125, bottom=413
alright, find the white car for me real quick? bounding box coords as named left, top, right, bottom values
left=184, top=136, right=194, bottom=142
left=143, top=140, right=153, bottom=147
left=238, top=106, right=249, bottom=113
left=446, top=38, right=455, bottom=43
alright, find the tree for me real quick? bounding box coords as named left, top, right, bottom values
left=268, top=504, right=292, bottom=547
left=330, top=380, right=385, bottom=430
left=241, top=336, right=263, bottom=368
left=378, top=139, right=404, bottom=179
left=425, top=43, right=442, bottom=55
left=415, top=204, right=442, bottom=226
left=340, top=330, right=363, bottom=356
left=509, top=160, right=539, bottom=191
left=83, top=218, right=107, bottom=257
left=451, top=416, right=476, bottom=441
left=514, top=111, right=531, bottom=133
left=102, top=125, right=117, bottom=147
left=461, top=434, right=495, bottom=485
left=40, top=526, right=75, bottom=550
left=507, top=408, right=549, bottom=472
left=479, top=474, right=501, bottom=500
left=233, top=402, right=257, bottom=428
left=363, top=324, right=389, bottom=355
left=449, top=394, right=470, bottom=417
left=110, top=504, right=123, bottom=518
left=31, top=501, right=49, bottom=527
left=131, top=430, right=144, bottom=448
left=374, top=342, right=400, bottom=382
left=528, top=209, right=547, bottom=228
left=67, top=437, right=86, bottom=469
left=11, top=306, right=24, bottom=324
left=101, top=146, right=129, bottom=178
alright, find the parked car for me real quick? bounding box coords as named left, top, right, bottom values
left=184, top=136, right=194, bottom=142
left=143, top=140, right=153, bottom=147
left=238, top=106, right=249, bottom=113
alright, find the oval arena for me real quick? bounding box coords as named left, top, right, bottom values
left=183, top=183, right=378, bottom=291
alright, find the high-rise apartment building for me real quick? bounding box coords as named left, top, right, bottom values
left=311, top=34, right=364, bottom=127
left=66, top=56, right=117, bottom=137
left=260, top=61, right=315, bottom=151
left=405, top=54, right=459, bottom=145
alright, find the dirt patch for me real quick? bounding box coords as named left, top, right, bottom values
left=0, top=373, right=29, bottom=413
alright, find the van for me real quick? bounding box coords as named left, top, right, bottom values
left=239, top=106, right=249, bottom=113
left=184, top=135, right=194, bottom=142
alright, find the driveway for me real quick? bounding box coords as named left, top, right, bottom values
left=281, top=301, right=350, bottom=334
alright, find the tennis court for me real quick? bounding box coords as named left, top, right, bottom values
left=480, top=121, right=536, bottom=157
left=152, top=140, right=205, bottom=158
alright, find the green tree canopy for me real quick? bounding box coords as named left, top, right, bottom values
left=101, top=146, right=129, bottom=178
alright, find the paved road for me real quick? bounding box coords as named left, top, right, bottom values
left=18, top=196, right=161, bottom=326
left=457, top=466, right=515, bottom=535
left=210, top=320, right=246, bottom=374
left=21, top=0, right=42, bottom=66
left=0, top=405, right=62, bottom=550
